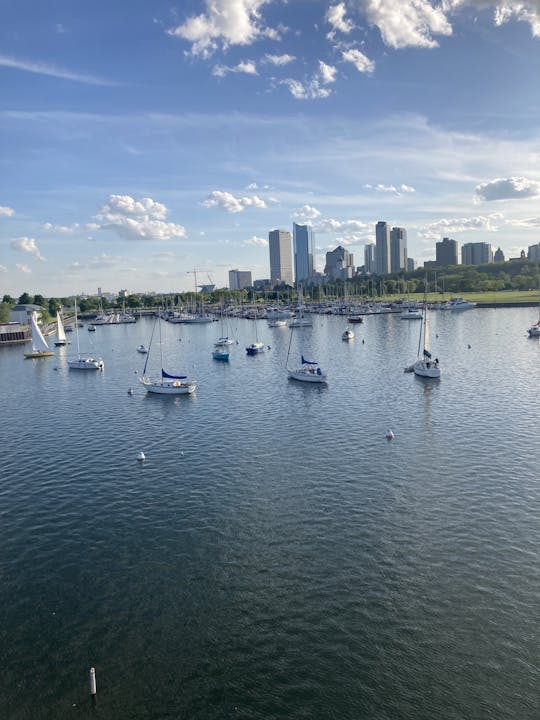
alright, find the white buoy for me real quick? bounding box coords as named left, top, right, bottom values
left=127, top=388, right=134, bottom=395
left=137, top=451, right=146, bottom=461
left=89, top=666, right=97, bottom=697
left=386, top=429, right=394, bottom=440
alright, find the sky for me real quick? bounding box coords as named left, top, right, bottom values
left=1, top=0, right=540, bottom=297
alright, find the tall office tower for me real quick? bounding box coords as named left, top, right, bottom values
left=324, top=246, right=354, bottom=280
left=461, top=242, right=493, bottom=266
left=268, top=229, right=293, bottom=286
left=364, top=244, right=375, bottom=273
left=406, top=257, right=415, bottom=272
left=494, top=247, right=505, bottom=263
left=527, top=243, right=540, bottom=261
left=293, top=223, right=314, bottom=285
left=436, top=237, right=459, bottom=266
left=228, top=269, right=252, bottom=290
left=390, top=226, right=408, bottom=273
left=375, top=221, right=390, bottom=275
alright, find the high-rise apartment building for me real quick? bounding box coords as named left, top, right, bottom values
left=293, top=223, right=314, bottom=285
left=527, top=243, right=540, bottom=261
left=375, top=221, right=390, bottom=275
left=436, top=237, right=459, bottom=266
left=268, top=229, right=293, bottom=286
left=324, top=246, right=355, bottom=280
left=228, top=269, right=252, bottom=290
left=461, top=242, right=493, bottom=265
left=390, top=227, right=407, bottom=273
left=364, top=244, right=375, bottom=274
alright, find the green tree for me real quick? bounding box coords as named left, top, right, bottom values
left=2, top=294, right=15, bottom=304
left=18, top=292, right=33, bottom=305
left=33, top=294, right=46, bottom=307
left=0, top=302, right=11, bottom=322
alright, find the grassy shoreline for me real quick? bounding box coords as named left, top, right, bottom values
left=379, top=290, right=539, bottom=306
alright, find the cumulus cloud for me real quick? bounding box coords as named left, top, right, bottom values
left=245, top=235, right=268, bottom=246
left=505, top=216, right=540, bottom=228
left=94, top=194, right=186, bottom=241
left=342, top=48, right=375, bottom=74
left=168, top=0, right=276, bottom=57
left=16, top=263, right=32, bottom=273
left=474, top=176, right=540, bottom=201
left=327, top=3, right=355, bottom=34
left=42, top=222, right=79, bottom=233
left=202, top=190, right=267, bottom=212
left=293, top=205, right=322, bottom=220
left=212, top=60, right=258, bottom=76
left=364, top=0, right=452, bottom=49
left=364, top=183, right=416, bottom=194
left=10, top=236, right=45, bottom=260
left=263, top=53, right=295, bottom=65
left=315, top=219, right=372, bottom=243
left=0, top=205, right=14, bottom=217
left=444, top=0, right=540, bottom=37
left=0, top=264, right=7, bottom=272
left=418, top=213, right=503, bottom=239
left=282, top=60, right=338, bottom=100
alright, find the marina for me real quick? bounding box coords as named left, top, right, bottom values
left=1, top=307, right=539, bottom=719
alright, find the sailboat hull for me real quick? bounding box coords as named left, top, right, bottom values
left=140, top=377, right=196, bottom=394
left=413, top=360, right=440, bottom=378
left=24, top=351, right=55, bottom=358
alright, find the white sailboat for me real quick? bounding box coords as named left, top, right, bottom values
left=288, top=285, right=312, bottom=327
left=286, top=321, right=327, bottom=383
left=140, top=317, right=196, bottom=394
left=54, top=311, right=69, bottom=346
left=412, top=279, right=440, bottom=379
left=24, top=313, right=55, bottom=358
left=527, top=280, right=540, bottom=337
left=67, top=301, right=104, bottom=370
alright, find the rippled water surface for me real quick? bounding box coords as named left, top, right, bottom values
left=1, top=309, right=539, bottom=719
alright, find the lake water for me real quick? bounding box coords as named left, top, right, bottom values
left=1, top=308, right=539, bottom=719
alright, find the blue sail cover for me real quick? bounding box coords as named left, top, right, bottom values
left=162, top=369, right=188, bottom=379
left=301, top=355, right=318, bottom=365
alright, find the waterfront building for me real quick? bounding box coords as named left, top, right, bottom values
left=324, top=246, right=355, bottom=280
left=229, top=269, right=252, bottom=290
left=436, top=237, right=459, bottom=266
left=0, top=322, right=30, bottom=345
left=527, top=243, right=540, bottom=261
left=269, top=229, right=293, bottom=286
left=375, top=221, right=390, bottom=275
left=293, top=223, right=314, bottom=285
left=9, top=304, right=44, bottom=325
left=390, top=227, right=407, bottom=273
left=494, top=247, right=505, bottom=263
left=462, top=242, right=493, bottom=265
left=364, top=244, right=375, bottom=274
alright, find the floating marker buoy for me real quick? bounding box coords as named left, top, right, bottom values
left=468, top=344, right=471, bottom=349
left=386, top=429, right=394, bottom=440
left=128, top=388, right=134, bottom=395
left=137, top=451, right=146, bottom=461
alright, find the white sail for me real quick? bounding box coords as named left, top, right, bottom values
left=30, top=314, right=51, bottom=353
left=56, top=312, right=67, bottom=343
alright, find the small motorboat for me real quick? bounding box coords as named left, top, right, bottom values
left=137, top=344, right=148, bottom=354
left=342, top=328, right=354, bottom=341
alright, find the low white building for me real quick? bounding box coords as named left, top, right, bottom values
left=9, top=304, right=44, bottom=325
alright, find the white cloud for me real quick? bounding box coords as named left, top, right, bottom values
left=364, top=183, right=416, bottom=194
left=10, top=236, right=45, bottom=260
left=327, top=3, right=355, bottom=34
left=293, top=204, right=322, bottom=220
left=342, top=48, right=375, bottom=74
left=364, top=0, right=453, bottom=49
left=245, top=235, right=268, bottom=246
left=282, top=60, right=338, bottom=100
left=168, top=0, right=275, bottom=57
left=505, top=216, right=540, bottom=228
left=263, top=53, right=295, bottom=65
left=0, top=53, right=117, bottom=85
left=315, top=218, right=372, bottom=235
left=444, top=1, right=540, bottom=37
left=94, top=195, right=186, bottom=241
left=0, top=265, right=7, bottom=272
left=0, top=205, right=14, bottom=217
left=212, top=60, right=258, bottom=76
left=42, top=222, right=79, bottom=233
left=16, top=263, right=32, bottom=273
left=202, top=190, right=267, bottom=212
left=475, top=176, right=540, bottom=201
left=418, top=213, right=503, bottom=239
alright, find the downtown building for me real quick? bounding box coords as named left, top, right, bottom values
left=390, top=226, right=408, bottom=273
left=375, top=221, right=390, bottom=275
left=228, top=269, right=252, bottom=290
left=293, top=223, right=315, bottom=286
left=268, top=229, right=293, bottom=286
left=364, top=244, right=375, bottom=273
left=324, top=246, right=355, bottom=280
left=436, top=237, right=459, bottom=266
left=461, top=242, right=493, bottom=265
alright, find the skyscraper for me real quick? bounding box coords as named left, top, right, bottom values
left=324, top=246, right=355, bottom=280
left=436, top=237, right=459, bottom=266
left=375, top=221, right=390, bottom=275
left=364, top=244, right=375, bottom=273
left=293, top=223, right=314, bottom=285
left=268, top=229, right=293, bottom=286
left=462, top=242, right=493, bottom=265
left=228, top=269, right=252, bottom=290
left=390, top=226, right=407, bottom=273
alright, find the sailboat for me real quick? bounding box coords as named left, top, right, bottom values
left=412, top=279, right=440, bottom=379
left=140, top=317, right=196, bottom=394
left=54, top=311, right=69, bottom=346
left=67, top=301, right=104, bottom=370
left=288, top=285, right=312, bottom=327
left=212, top=309, right=231, bottom=361
left=24, top=313, right=55, bottom=358
left=527, top=279, right=540, bottom=337
left=286, top=321, right=327, bottom=383
left=246, top=316, right=267, bottom=355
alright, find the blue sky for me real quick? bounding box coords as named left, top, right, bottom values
left=1, top=0, right=540, bottom=296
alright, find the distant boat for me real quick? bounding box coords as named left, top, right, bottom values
left=528, top=280, right=540, bottom=337
left=286, top=320, right=327, bottom=383
left=54, top=311, right=69, bottom=346
left=342, top=328, right=354, bottom=341
left=212, top=347, right=230, bottom=361
left=140, top=316, right=196, bottom=394
left=411, top=278, right=440, bottom=379
left=24, top=314, right=55, bottom=358
left=87, top=324, right=96, bottom=332
left=442, top=297, right=476, bottom=310
left=347, top=314, right=364, bottom=323
left=67, top=300, right=104, bottom=371
left=400, top=308, right=423, bottom=320
left=267, top=318, right=287, bottom=327
left=137, top=344, right=148, bottom=354
left=289, top=285, right=312, bottom=327
left=246, top=341, right=266, bottom=355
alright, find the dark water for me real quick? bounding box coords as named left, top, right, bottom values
left=1, top=309, right=539, bottom=719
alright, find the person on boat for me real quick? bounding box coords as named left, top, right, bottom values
left=316, top=367, right=322, bottom=375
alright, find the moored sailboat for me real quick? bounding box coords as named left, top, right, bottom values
left=67, top=301, right=104, bottom=370
left=411, top=278, right=440, bottom=379
left=140, top=317, right=196, bottom=394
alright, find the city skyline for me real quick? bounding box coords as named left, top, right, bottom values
left=2, top=1, right=540, bottom=296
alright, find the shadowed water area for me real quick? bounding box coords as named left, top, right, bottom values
left=1, top=308, right=539, bottom=719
